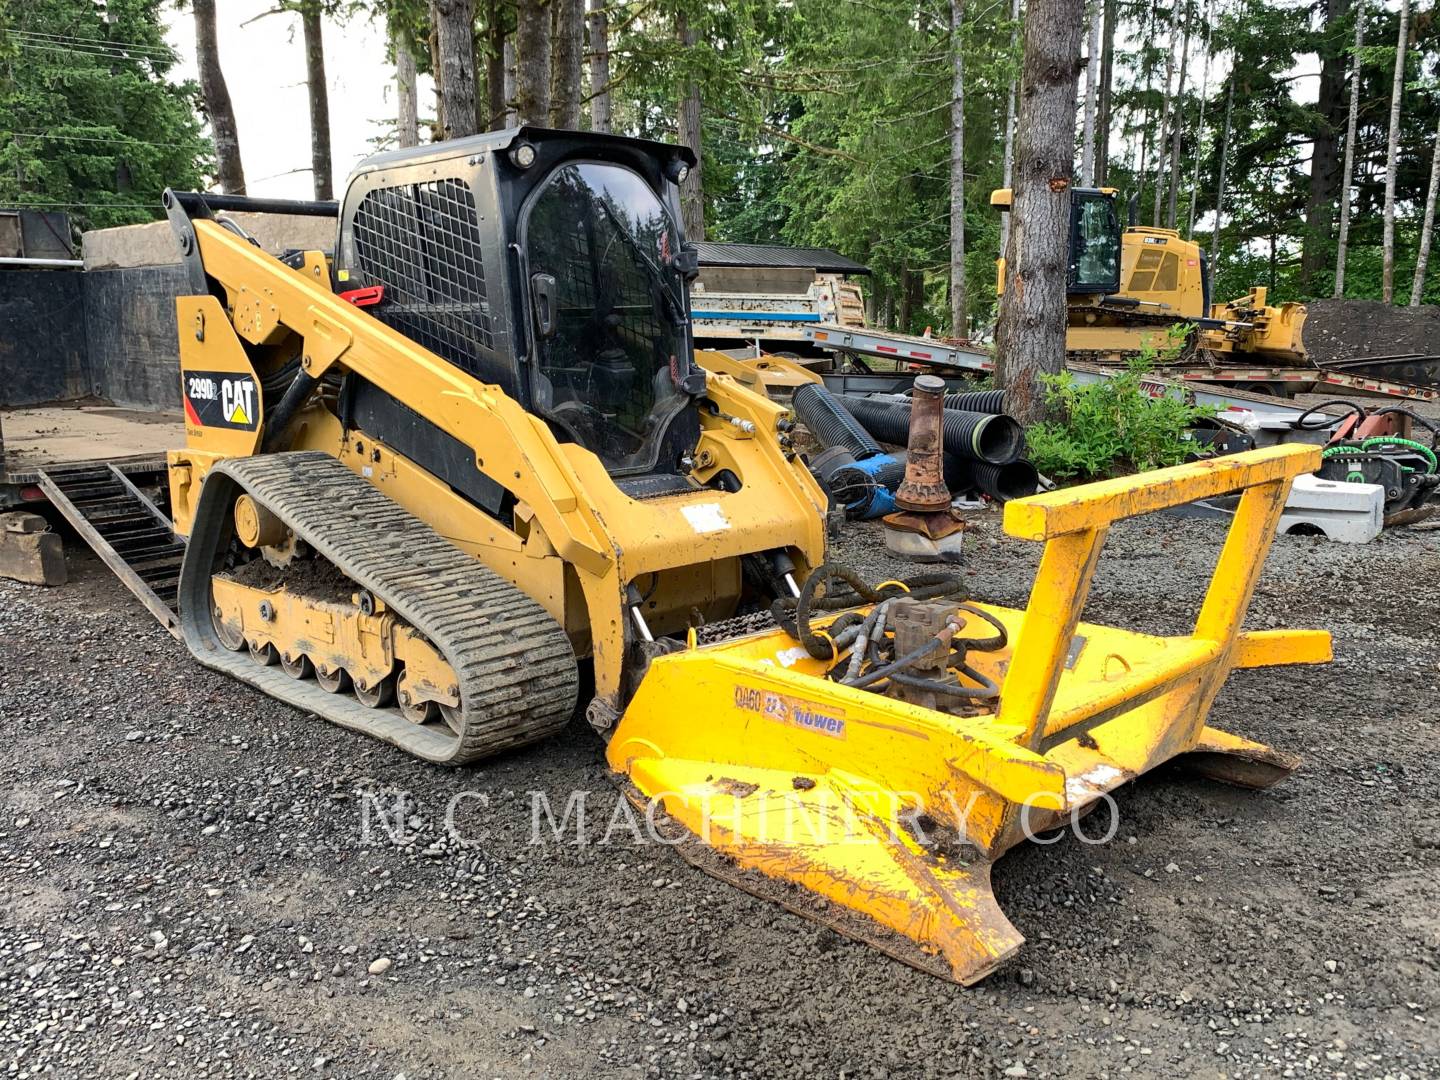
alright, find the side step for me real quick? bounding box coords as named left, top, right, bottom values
left=35, top=464, right=182, bottom=637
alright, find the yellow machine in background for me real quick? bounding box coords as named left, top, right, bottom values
left=991, top=187, right=1308, bottom=365
left=141, top=129, right=1328, bottom=986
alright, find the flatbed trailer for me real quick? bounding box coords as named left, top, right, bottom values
left=805, top=323, right=994, bottom=372
left=801, top=323, right=1440, bottom=403
left=0, top=401, right=178, bottom=506
left=1142, top=359, right=1440, bottom=403
left=0, top=401, right=183, bottom=628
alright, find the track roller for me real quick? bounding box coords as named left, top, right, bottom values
left=178, top=452, right=580, bottom=765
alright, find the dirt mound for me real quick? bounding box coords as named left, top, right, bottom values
left=1303, top=298, right=1440, bottom=363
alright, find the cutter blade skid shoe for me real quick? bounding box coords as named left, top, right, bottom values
left=159, top=127, right=828, bottom=766
left=607, top=444, right=1332, bottom=984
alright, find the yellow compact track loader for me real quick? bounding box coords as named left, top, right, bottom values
left=143, top=128, right=1327, bottom=985
left=990, top=187, right=1308, bottom=365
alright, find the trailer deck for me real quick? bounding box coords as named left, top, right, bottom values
left=801, top=323, right=1440, bottom=403
left=0, top=402, right=178, bottom=504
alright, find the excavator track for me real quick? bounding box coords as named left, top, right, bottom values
left=177, top=451, right=579, bottom=764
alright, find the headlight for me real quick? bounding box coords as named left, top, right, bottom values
left=664, top=157, right=690, bottom=185
left=509, top=143, right=537, bottom=169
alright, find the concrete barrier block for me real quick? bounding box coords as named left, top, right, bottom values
left=83, top=213, right=335, bottom=270
left=1278, top=474, right=1384, bottom=544
left=0, top=527, right=66, bottom=585
left=2, top=511, right=47, bottom=534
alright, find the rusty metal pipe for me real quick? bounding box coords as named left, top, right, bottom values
left=895, top=375, right=952, bottom=512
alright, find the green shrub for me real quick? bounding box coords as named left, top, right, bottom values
left=1024, top=338, right=1214, bottom=482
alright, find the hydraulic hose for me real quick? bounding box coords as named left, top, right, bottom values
left=771, top=562, right=967, bottom=659
left=1362, top=436, right=1437, bottom=472
left=1291, top=400, right=1366, bottom=431
left=1373, top=407, right=1440, bottom=449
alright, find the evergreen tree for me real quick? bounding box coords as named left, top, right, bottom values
left=0, top=0, right=212, bottom=229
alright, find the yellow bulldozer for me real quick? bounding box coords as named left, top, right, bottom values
left=991, top=186, right=1308, bottom=365
left=92, top=128, right=1327, bottom=986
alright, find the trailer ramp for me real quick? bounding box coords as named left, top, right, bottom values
left=36, top=464, right=181, bottom=636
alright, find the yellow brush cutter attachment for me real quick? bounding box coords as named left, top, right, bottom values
left=608, top=444, right=1330, bottom=984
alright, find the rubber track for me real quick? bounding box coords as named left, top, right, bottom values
left=177, top=452, right=579, bottom=764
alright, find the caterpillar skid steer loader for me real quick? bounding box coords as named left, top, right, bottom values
left=143, top=127, right=1328, bottom=986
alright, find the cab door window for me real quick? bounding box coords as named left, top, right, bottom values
left=1070, top=194, right=1121, bottom=293
left=524, top=162, right=688, bottom=475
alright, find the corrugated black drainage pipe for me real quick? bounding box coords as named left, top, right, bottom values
left=793, top=383, right=884, bottom=460
left=841, top=396, right=1024, bottom=465
left=942, top=389, right=1006, bottom=414
left=972, top=460, right=1040, bottom=501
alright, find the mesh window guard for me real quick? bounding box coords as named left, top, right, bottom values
left=351, top=179, right=494, bottom=377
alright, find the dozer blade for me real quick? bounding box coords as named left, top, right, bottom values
left=609, top=445, right=1330, bottom=984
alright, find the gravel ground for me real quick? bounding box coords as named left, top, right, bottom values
left=1, top=512, right=1437, bottom=1079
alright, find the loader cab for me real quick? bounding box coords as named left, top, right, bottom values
left=1068, top=188, right=1122, bottom=295
left=335, top=127, right=701, bottom=479
left=989, top=186, right=1122, bottom=297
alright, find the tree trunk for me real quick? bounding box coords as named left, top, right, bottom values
left=899, top=265, right=924, bottom=332
left=1184, top=0, right=1212, bottom=238
left=1151, top=7, right=1179, bottom=226
left=1299, top=0, right=1352, bottom=293
left=1080, top=0, right=1101, bottom=185
left=515, top=0, right=552, bottom=125
left=395, top=29, right=420, bottom=148
left=587, top=0, right=611, bottom=132
left=429, top=21, right=444, bottom=136
left=551, top=0, right=583, bottom=127
left=486, top=0, right=508, bottom=130
left=1209, top=73, right=1234, bottom=271
left=1131, top=6, right=1155, bottom=209
left=950, top=0, right=967, bottom=335
left=433, top=0, right=479, bottom=139
left=1334, top=7, right=1364, bottom=298
left=1381, top=0, right=1410, bottom=304
left=676, top=11, right=704, bottom=240
left=1164, top=0, right=1191, bottom=229
left=192, top=0, right=245, bottom=193
left=998, top=0, right=1021, bottom=258
left=299, top=3, right=333, bottom=199
left=1095, top=0, right=1115, bottom=184
left=504, top=38, right=518, bottom=125
left=1409, top=112, right=1440, bottom=305
left=994, top=0, right=1085, bottom=427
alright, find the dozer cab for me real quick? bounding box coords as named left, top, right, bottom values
left=990, top=186, right=1308, bottom=365
left=142, top=127, right=1327, bottom=985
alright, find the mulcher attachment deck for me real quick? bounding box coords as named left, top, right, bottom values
left=179, top=452, right=580, bottom=764
left=36, top=464, right=183, bottom=636
left=608, top=445, right=1331, bottom=985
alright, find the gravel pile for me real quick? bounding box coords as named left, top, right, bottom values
left=1304, top=299, right=1440, bottom=364
left=1, top=515, right=1437, bottom=1078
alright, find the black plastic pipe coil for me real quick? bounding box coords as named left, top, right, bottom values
left=971, top=460, right=1040, bottom=501
left=943, top=389, right=1006, bottom=414
left=840, top=395, right=1024, bottom=465
left=793, top=383, right=884, bottom=460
